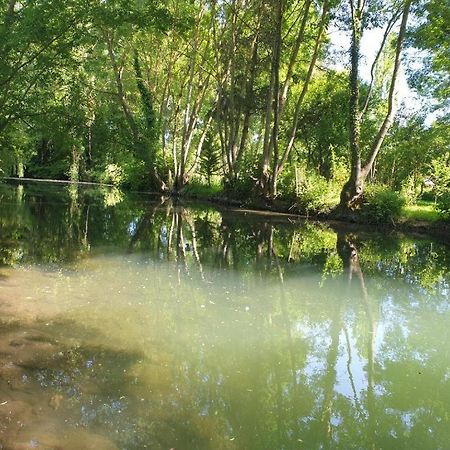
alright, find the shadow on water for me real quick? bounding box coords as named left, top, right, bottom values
left=0, top=318, right=137, bottom=449
left=0, top=182, right=449, bottom=449
left=0, top=316, right=233, bottom=450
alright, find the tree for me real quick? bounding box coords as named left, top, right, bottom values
left=96, top=0, right=173, bottom=190
left=296, top=71, right=350, bottom=179
left=0, top=0, right=93, bottom=133
left=209, top=0, right=265, bottom=187
left=411, top=0, right=450, bottom=109
left=258, top=0, right=334, bottom=198
left=338, top=0, right=413, bottom=212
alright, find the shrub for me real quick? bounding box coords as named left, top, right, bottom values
left=223, top=176, right=256, bottom=200
left=182, top=178, right=222, bottom=198
left=400, top=175, right=420, bottom=205
left=120, top=159, right=148, bottom=191
left=277, top=164, right=298, bottom=201
left=436, top=190, right=450, bottom=219
left=294, top=170, right=340, bottom=215
left=100, top=163, right=124, bottom=185
left=361, top=184, right=405, bottom=224
left=430, top=153, right=450, bottom=219
left=420, top=190, right=435, bottom=202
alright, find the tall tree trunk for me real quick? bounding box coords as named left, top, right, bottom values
left=259, top=0, right=282, bottom=197
left=339, top=0, right=363, bottom=209
left=339, top=0, right=412, bottom=211
left=104, top=31, right=140, bottom=144
left=261, top=0, right=330, bottom=198
left=274, top=0, right=330, bottom=187
left=269, top=0, right=283, bottom=198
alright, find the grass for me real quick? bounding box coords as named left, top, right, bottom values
left=180, top=179, right=446, bottom=226
left=182, top=179, right=223, bottom=198
left=402, top=200, right=441, bottom=223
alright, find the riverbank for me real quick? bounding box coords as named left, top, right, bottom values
left=3, top=177, right=450, bottom=243
left=178, top=185, right=450, bottom=242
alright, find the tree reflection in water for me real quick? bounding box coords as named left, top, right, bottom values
left=0, top=183, right=449, bottom=449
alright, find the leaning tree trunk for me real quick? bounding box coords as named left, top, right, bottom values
left=360, top=0, right=412, bottom=180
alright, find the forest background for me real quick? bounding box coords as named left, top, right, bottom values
left=0, top=0, right=449, bottom=222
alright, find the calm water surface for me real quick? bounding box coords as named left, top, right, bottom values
left=0, top=183, right=449, bottom=449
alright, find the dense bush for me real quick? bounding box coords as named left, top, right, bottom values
left=99, top=164, right=124, bottom=185
left=420, top=190, right=436, bottom=202
left=400, top=175, right=420, bottom=205
left=436, top=191, right=450, bottom=218
left=182, top=178, right=222, bottom=198
left=294, top=170, right=340, bottom=215
left=223, top=176, right=257, bottom=200
left=361, top=184, right=405, bottom=223
left=430, top=153, right=450, bottom=219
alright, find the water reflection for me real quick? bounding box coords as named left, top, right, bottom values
left=0, top=183, right=449, bottom=449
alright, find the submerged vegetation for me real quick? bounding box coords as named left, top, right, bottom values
left=0, top=0, right=449, bottom=221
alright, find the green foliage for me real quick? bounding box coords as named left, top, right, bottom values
left=411, top=0, right=450, bottom=106
left=93, top=0, right=172, bottom=32
left=0, top=0, right=447, bottom=228
left=402, top=201, right=440, bottom=223
left=375, top=116, right=447, bottom=193
left=400, top=174, right=420, bottom=205
left=0, top=124, right=32, bottom=176
left=435, top=191, right=450, bottom=218
left=297, top=72, right=350, bottom=179
left=120, top=159, right=149, bottom=191
left=361, top=184, right=406, bottom=224
left=182, top=178, right=222, bottom=198
left=199, top=133, right=221, bottom=186
left=293, top=169, right=340, bottom=215
left=100, top=164, right=124, bottom=186
left=430, top=153, right=450, bottom=218
left=133, top=49, right=159, bottom=153
left=223, top=176, right=256, bottom=200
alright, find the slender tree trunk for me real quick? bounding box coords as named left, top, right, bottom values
left=279, top=0, right=312, bottom=115
left=259, top=0, right=282, bottom=197
left=104, top=31, right=140, bottom=144
left=275, top=0, right=330, bottom=185
left=269, top=0, right=283, bottom=197
left=361, top=0, right=412, bottom=178
left=235, top=17, right=261, bottom=173
left=261, top=0, right=330, bottom=198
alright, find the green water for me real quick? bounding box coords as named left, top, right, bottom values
left=0, top=182, right=449, bottom=450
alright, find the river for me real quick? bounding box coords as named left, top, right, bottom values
left=0, top=182, right=449, bottom=449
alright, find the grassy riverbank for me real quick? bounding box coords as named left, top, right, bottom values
left=3, top=177, right=449, bottom=239
left=402, top=200, right=441, bottom=223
